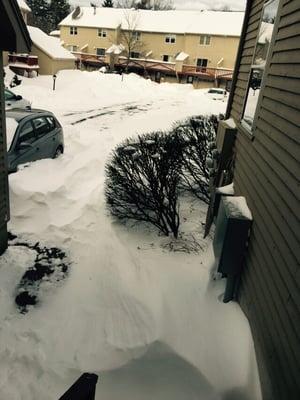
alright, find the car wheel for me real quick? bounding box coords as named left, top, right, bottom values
left=53, top=146, right=63, bottom=159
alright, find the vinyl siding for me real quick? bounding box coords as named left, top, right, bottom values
left=228, top=0, right=300, bottom=398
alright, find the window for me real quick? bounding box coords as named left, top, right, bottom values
left=70, top=26, right=77, bottom=35
left=46, top=116, right=56, bottom=130
left=242, top=0, right=279, bottom=130
left=165, top=35, right=176, bottom=44
left=187, top=76, right=194, bottom=84
left=98, top=29, right=107, bottom=37
left=68, top=45, right=78, bottom=52
left=18, top=121, right=36, bottom=144
left=96, top=48, right=106, bottom=56
left=196, top=58, right=208, bottom=68
left=132, top=31, right=141, bottom=41
left=130, top=51, right=140, bottom=59
left=163, top=55, right=170, bottom=62
left=32, top=117, right=51, bottom=138
left=200, top=35, right=211, bottom=45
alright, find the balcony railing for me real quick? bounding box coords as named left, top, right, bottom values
left=71, top=51, right=233, bottom=80
left=8, top=54, right=39, bottom=70
left=72, top=51, right=106, bottom=65
left=181, top=65, right=233, bottom=79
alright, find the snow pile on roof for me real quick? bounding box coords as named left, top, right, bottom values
left=59, top=7, right=244, bottom=37
left=17, top=0, right=31, bottom=12
left=60, top=6, right=123, bottom=29
left=216, top=183, right=234, bottom=195
left=49, top=30, right=60, bottom=37
left=175, top=52, right=189, bottom=61
left=258, top=21, right=274, bottom=43
left=28, top=26, right=75, bottom=60
left=106, top=44, right=125, bottom=55
left=223, top=196, right=252, bottom=220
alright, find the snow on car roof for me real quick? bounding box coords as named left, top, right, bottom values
left=6, top=117, right=19, bottom=151
left=59, top=7, right=244, bottom=37
left=27, top=26, right=75, bottom=60
left=17, top=0, right=31, bottom=12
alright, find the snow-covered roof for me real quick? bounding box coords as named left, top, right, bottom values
left=50, top=30, right=61, bottom=37
left=28, top=26, right=75, bottom=60
left=17, top=0, right=31, bottom=12
left=59, top=7, right=244, bottom=37
left=106, top=44, right=125, bottom=55
left=175, top=52, right=189, bottom=61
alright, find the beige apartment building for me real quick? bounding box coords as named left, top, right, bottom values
left=59, top=7, right=244, bottom=86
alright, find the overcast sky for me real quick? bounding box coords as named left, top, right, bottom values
left=70, top=1, right=247, bottom=11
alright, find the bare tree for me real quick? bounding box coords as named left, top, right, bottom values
left=210, top=4, right=232, bottom=11
left=119, top=10, right=146, bottom=72
left=116, top=0, right=174, bottom=10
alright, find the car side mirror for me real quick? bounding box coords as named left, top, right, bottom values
left=17, top=141, right=32, bottom=151
left=15, top=95, right=22, bottom=101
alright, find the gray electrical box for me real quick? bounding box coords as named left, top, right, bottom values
left=213, top=195, right=252, bottom=280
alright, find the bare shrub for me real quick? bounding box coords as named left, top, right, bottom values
left=173, top=115, right=220, bottom=204
left=105, top=131, right=184, bottom=238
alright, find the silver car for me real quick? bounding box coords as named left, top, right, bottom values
left=6, top=109, right=64, bottom=173
left=5, top=88, right=31, bottom=110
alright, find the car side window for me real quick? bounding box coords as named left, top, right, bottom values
left=46, top=116, right=56, bottom=130
left=18, top=121, right=36, bottom=144
left=33, top=117, right=51, bottom=138
left=5, top=90, right=15, bottom=101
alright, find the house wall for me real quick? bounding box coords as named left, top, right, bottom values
left=127, top=31, right=185, bottom=61
left=60, top=26, right=118, bottom=54
left=184, top=34, right=240, bottom=68
left=227, top=0, right=300, bottom=398
left=59, top=24, right=240, bottom=68
left=31, top=44, right=75, bottom=75
left=0, top=53, right=9, bottom=255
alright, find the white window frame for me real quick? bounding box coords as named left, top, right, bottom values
left=241, top=0, right=280, bottom=134
left=70, top=26, right=77, bottom=35
left=165, top=35, right=176, bottom=44
left=98, top=29, right=107, bottom=38
left=200, top=35, right=211, bottom=45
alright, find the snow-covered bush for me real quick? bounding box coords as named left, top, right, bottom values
left=105, top=132, right=184, bottom=238
left=174, top=115, right=221, bottom=204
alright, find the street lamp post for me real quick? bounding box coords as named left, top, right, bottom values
left=53, top=74, right=57, bottom=91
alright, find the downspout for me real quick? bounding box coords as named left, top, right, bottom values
left=225, top=0, right=253, bottom=119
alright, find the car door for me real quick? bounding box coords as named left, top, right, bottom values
left=32, top=116, right=57, bottom=158
left=10, top=120, right=38, bottom=169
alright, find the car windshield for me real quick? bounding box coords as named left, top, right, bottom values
left=6, top=117, right=19, bottom=150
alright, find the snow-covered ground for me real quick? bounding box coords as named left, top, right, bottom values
left=0, top=70, right=261, bottom=400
